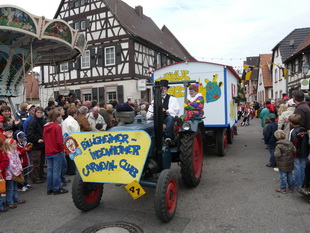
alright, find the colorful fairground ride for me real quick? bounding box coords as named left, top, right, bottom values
left=0, top=5, right=87, bottom=105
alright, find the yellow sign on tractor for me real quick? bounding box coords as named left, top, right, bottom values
left=65, top=131, right=151, bottom=184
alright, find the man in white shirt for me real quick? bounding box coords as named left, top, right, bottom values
left=147, top=80, right=180, bottom=142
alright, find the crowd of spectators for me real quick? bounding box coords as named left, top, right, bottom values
left=0, top=95, right=149, bottom=212
left=259, top=90, right=310, bottom=196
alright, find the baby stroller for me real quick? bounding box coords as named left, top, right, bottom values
left=241, top=110, right=250, bottom=126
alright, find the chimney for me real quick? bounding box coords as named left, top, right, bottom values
left=135, top=6, right=143, bottom=18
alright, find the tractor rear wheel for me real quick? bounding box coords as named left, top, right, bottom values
left=216, top=128, right=227, bottom=157
left=180, top=130, right=203, bottom=187
left=72, top=174, right=103, bottom=212
left=155, top=169, right=178, bottom=223
left=227, top=126, right=234, bottom=144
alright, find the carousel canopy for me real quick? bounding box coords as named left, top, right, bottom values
left=0, top=5, right=87, bottom=97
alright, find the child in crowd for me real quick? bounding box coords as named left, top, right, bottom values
left=4, top=138, right=26, bottom=208
left=0, top=139, right=9, bottom=212
left=288, top=114, right=309, bottom=190
left=241, top=108, right=250, bottom=126
left=263, top=117, right=270, bottom=139
left=13, top=130, right=32, bottom=192
left=264, top=113, right=278, bottom=167
left=274, top=130, right=296, bottom=194
left=43, top=109, right=68, bottom=195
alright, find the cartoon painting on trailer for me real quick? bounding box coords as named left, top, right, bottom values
left=155, top=70, right=224, bottom=104
left=64, top=131, right=151, bottom=184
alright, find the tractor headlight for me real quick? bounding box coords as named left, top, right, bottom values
left=182, top=122, right=191, bottom=131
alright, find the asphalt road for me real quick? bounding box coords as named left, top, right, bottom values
left=1, top=118, right=310, bottom=233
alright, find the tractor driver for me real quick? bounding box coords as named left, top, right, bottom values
left=146, top=80, right=180, bottom=144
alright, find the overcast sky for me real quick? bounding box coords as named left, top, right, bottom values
left=3, top=0, right=310, bottom=72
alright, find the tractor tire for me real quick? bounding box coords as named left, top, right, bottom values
left=180, top=130, right=203, bottom=187
left=72, top=173, right=103, bottom=212
left=155, top=169, right=178, bottom=223
left=216, top=128, right=227, bottom=157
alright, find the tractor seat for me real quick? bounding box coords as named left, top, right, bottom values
left=115, top=111, right=135, bottom=124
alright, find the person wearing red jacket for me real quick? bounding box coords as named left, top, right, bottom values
left=0, top=139, right=9, bottom=212
left=43, top=109, right=68, bottom=195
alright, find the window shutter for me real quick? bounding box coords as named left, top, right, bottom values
left=85, top=19, right=90, bottom=29
left=99, top=87, right=104, bottom=102
left=154, top=54, right=157, bottom=69
left=56, top=65, right=60, bottom=74
left=92, top=88, right=98, bottom=101
left=90, top=48, right=96, bottom=68
left=54, top=91, right=59, bottom=100
left=75, top=57, right=81, bottom=70
left=117, top=85, right=124, bottom=103
left=116, top=44, right=122, bottom=65
left=69, top=61, right=74, bottom=71
left=74, top=89, right=81, bottom=100
left=97, top=47, right=104, bottom=67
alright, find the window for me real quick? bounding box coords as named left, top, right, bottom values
left=82, top=89, right=92, bottom=101
left=274, top=69, right=278, bottom=82
left=81, top=50, right=90, bottom=69
left=104, top=46, right=115, bottom=66
left=80, top=20, right=85, bottom=30
left=74, top=22, right=79, bottom=30
left=294, top=60, right=299, bottom=73
left=74, top=0, right=80, bottom=8
left=83, top=93, right=91, bottom=101
left=156, top=53, right=161, bottom=68
left=106, top=86, right=117, bottom=102
left=60, top=62, right=68, bottom=72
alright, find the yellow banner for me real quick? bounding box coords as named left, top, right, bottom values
left=65, top=131, right=151, bottom=184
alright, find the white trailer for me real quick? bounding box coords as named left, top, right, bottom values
left=152, top=61, right=240, bottom=156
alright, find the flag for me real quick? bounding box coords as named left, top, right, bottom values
left=242, top=65, right=253, bottom=81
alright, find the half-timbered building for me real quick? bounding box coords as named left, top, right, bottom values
left=40, top=0, right=195, bottom=105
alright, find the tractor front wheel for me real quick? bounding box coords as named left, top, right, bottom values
left=155, top=169, right=178, bottom=223
left=180, top=130, right=203, bottom=187
left=72, top=173, right=103, bottom=212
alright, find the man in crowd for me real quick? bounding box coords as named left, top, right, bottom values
left=293, top=90, right=310, bottom=130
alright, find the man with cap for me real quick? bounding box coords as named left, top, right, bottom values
left=23, top=104, right=36, bottom=134
left=292, top=90, right=310, bottom=131
left=15, top=102, right=29, bottom=131
left=264, top=113, right=278, bottom=167
left=282, top=93, right=290, bottom=101
left=146, top=80, right=180, bottom=143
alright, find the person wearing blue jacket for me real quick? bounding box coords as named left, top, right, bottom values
left=265, top=113, right=278, bottom=167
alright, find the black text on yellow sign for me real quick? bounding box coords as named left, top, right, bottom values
left=125, top=180, right=146, bottom=200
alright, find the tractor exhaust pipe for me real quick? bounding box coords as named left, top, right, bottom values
left=154, top=81, right=163, bottom=167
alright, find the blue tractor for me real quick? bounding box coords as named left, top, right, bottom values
left=72, top=80, right=204, bottom=222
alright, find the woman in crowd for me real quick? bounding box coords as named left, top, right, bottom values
left=0, top=106, right=20, bottom=130
left=76, top=106, right=92, bottom=132
left=26, top=107, right=45, bottom=184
